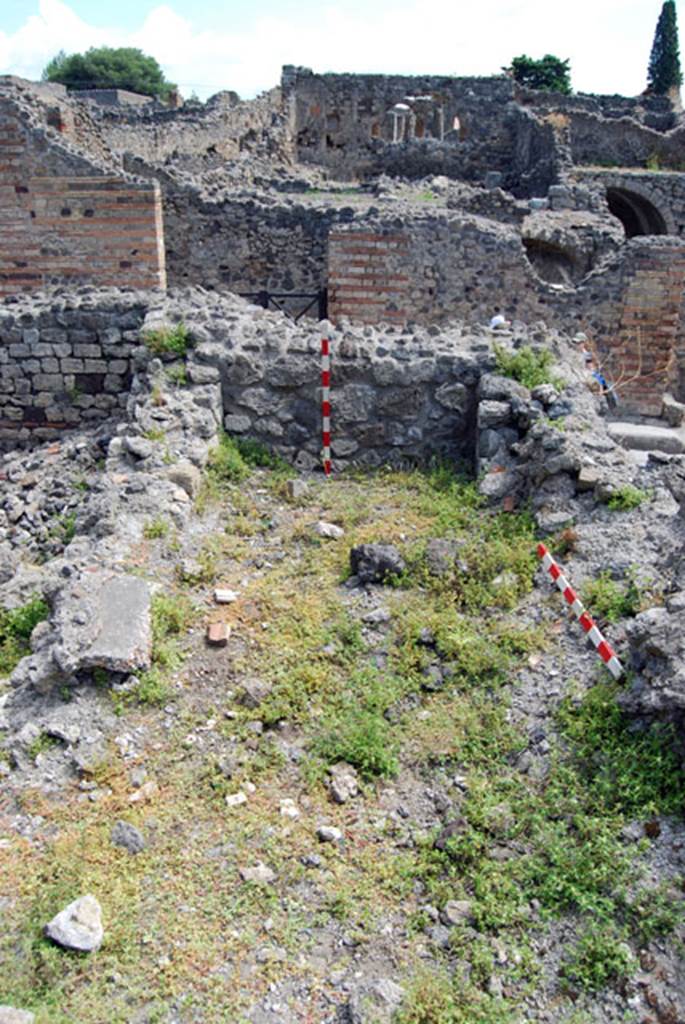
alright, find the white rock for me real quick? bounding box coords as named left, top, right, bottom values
left=280, top=798, right=300, bottom=819
left=214, top=588, right=239, bottom=604
left=44, top=894, right=104, bottom=952
left=239, top=862, right=276, bottom=884
left=317, top=825, right=343, bottom=843
left=328, top=762, right=359, bottom=804
left=314, top=521, right=345, bottom=540
left=226, top=791, right=247, bottom=808
left=0, top=1008, right=36, bottom=1024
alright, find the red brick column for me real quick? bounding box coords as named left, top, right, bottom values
left=328, top=231, right=411, bottom=324
left=607, top=246, right=685, bottom=415
left=0, top=105, right=166, bottom=297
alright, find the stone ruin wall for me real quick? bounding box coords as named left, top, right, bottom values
left=0, top=289, right=489, bottom=468
left=0, top=88, right=166, bottom=299
left=152, top=170, right=337, bottom=295
left=0, top=292, right=147, bottom=448
left=282, top=69, right=530, bottom=187
left=281, top=68, right=685, bottom=195
left=96, top=89, right=293, bottom=170
left=328, top=221, right=685, bottom=415
left=573, top=169, right=685, bottom=236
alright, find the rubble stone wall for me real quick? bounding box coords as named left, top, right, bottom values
left=0, top=292, right=147, bottom=447
left=328, top=220, right=685, bottom=414
left=0, top=98, right=166, bottom=298
left=96, top=89, right=293, bottom=170
left=159, top=182, right=337, bottom=293
left=282, top=68, right=519, bottom=185
left=328, top=214, right=550, bottom=325
left=567, top=111, right=685, bottom=171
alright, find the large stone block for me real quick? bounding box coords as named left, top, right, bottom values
left=52, top=573, right=152, bottom=676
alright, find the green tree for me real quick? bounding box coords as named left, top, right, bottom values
left=647, top=1, right=683, bottom=95
left=504, top=54, right=572, bottom=94
left=42, top=46, right=175, bottom=100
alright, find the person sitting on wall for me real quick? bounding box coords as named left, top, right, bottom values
left=582, top=345, right=619, bottom=409
left=489, top=308, right=511, bottom=330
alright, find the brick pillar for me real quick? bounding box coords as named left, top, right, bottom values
left=602, top=244, right=685, bottom=416
left=328, top=231, right=411, bottom=324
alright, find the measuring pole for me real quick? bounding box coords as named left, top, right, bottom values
left=321, top=337, right=331, bottom=477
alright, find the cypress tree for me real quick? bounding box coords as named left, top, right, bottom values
left=648, top=1, right=683, bottom=94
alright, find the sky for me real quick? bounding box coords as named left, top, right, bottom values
left=0, top=0, right=678, bottom=101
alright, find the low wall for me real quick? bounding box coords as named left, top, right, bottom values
left=0, top=292, right=147, bottom=447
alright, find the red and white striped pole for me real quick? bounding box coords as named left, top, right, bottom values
left=537, top=543, right=623, bottom=680
left=321, top=337, right=331, bottom=477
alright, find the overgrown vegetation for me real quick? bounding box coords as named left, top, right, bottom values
left=198, top=432, right=294, bottom=510
left=561, top=925, right=636, bottom=993
left=0, top=595, right=50, bottom=677
left=3, top=462, right=684, bottom=1023
left=493, top=343, right=563, bottom=390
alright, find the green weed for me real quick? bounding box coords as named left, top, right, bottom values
left=561, top=924, right=636, bottom=993
left=49, top=512, right=77, bottom=545
left=165, top=364, right=189, bottom=387
left=0, top=596, right=49, bottom=677
left=143, top=426, right=167, bottom=442
left=27, top=732, right=60, bottom=761
left=142, top=322, right=192, bottom=357
left=313, top=706, right=398, bottom=779
left=581, top=569, right=644, bottom=623
left=605, top=485, right=650, bottom=511
left=143, top=517, right=170, bottom=540
left=557, top=683, right=685, bottom=817
left=494, top=343, right=564, bottom=390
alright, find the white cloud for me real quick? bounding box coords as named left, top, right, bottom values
left=0, top=0, right=668, bottom=100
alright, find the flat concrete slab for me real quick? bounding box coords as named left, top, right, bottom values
left=607, top=421, right=685, bottom=454
left=54, top=572, right=152, bottom=676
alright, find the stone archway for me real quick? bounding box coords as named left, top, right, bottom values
left=606, top=187, right=669, bottom=237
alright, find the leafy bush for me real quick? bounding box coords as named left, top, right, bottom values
left=234, top=437, right=293, bottom=474
left=314, top=707, right=398, bottom=779
left=493, top=344, right=563, bottom=390
left=142, top=322, right=192, bottom=357
left=206, top=432, right=250, bottom=485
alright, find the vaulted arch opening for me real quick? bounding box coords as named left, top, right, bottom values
left=606, top=187, right=668, bottom=238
